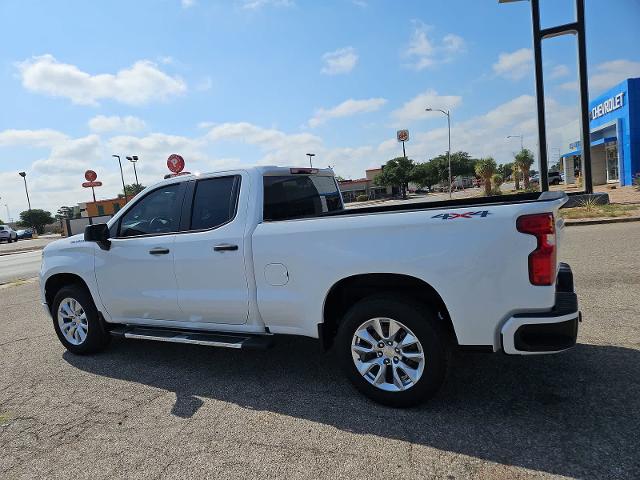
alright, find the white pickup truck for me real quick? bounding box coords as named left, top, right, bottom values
left=40, top=166, right=579, bottom=406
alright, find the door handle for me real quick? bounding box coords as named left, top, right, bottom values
left=149, top=248, right=170, bottom=255
left=214, top=244, right=238, bottom=252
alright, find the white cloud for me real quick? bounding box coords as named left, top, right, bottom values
left=309, top=98, right=387, bottom=127
left=0, top=129, right=69, bottom=147
left=206, top=122, right=321, bottom=151
left=88, top=115, right=147, bottom=133
left=181, top=0, right=196, bottom=7
left=493, top=48, right=533, bottom=80
left=391, top=89, right=462, bottom=124
left=404, top=22, right=465, bottom=70
left=549, top=64, right=570, bottom=80
left=321, top=47, right=358, bottom=75
left=241, top=0, right=294, bottom=10
left=560, top=59, right=640, bottom=94
left=17, top=54, right=187, bottom=106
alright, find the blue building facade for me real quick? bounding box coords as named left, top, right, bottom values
left=562, top=77, right=640, bottom=186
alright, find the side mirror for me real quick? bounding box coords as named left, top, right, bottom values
left=84, top=223, right=111, bottom=250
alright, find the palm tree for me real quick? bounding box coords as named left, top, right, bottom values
left=514, top=148, right=535, bottom=189
left=475, top=157, right=497, bottom=196
left=513, top=169, right=521, bottom=190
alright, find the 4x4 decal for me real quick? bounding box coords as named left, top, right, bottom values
left=432, top=210, right=491, bottom=220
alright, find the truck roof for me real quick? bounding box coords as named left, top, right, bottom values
left=159, top=165, right=335, bottom=184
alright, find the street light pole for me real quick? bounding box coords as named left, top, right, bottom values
left=126, top=155, right=140, bottom=192
left=426, top=108, right=452, bottom=199
left=4, top=204, right=10, bottom=224
left=18, top=171, right=33, bottom=231
left=507, top=134, right=524, bottom=152
left=112, top=155, right=128, bottom=202
left=306, top=153, right=316, bottom=168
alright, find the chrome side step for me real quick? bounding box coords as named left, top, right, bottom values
left=109, top=326, right=273, bottom=350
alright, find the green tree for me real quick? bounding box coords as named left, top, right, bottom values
left=374, top=156, right=416, bottom=199
left=411, top=162, right=439, bottom=189
left=475, top=157, right=497, bottom=196
left=425, top=151, right=478, bottom=187
left=55, top=206, right=75, bottom=220
left=514, top=148, right=535, bottom=189
left=18, top=209, right=55, bottom=234
left=498, top=163, right=513, bottom=181
left=491, top=173, right=504, bottom=195
left=119, top=184, right=146, bottom=198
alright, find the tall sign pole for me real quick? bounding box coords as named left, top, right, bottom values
left=499, top=0, right=592, bottom=194
left=397, top=129, right=409, bottom=159
left=82, top=170, right=103, bottom=208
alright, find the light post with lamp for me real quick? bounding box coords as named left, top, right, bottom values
left=306, top=153, right=315, bottom=168
left=126, top=155, right=140, bottom=194
left=425, top=107, right=452, bottom=199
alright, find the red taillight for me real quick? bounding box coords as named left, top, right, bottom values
left=516, top=213, right=556, bottom=286
left=290, top=168, right=319, bottom=174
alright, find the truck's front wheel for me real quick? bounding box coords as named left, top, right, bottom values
left=52, top=285, right=110, bottom=354
left=337, top=294, right=449, bottom=407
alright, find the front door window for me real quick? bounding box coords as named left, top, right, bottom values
left=606, top=144, right=619, bottom=182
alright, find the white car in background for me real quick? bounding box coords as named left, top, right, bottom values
left=0, top=225, right=18, bottom=243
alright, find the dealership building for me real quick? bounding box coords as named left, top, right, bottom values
left=562, top=77, right=640, bottom=186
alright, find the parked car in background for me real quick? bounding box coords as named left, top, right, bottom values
left=16, top=229, right=33, bottom=239
left=549, top=171, right=563, bottom=185
left=0, top=225, right=18, bottom=243
left=531, top=172, right=563, bottom=186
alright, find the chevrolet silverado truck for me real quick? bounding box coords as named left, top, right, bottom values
left=40, top=166, right=579, bottom=406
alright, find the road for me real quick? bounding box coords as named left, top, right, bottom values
left=0, top=250, right=42, bottom=284
left=0, top=222, right=638, bottom=479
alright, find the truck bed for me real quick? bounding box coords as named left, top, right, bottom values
left=323, top=191, right=565, bottom=219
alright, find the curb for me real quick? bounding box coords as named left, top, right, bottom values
left=0, top=246, right=45, bottom=257
left=564, top=216, right=640, bottom=226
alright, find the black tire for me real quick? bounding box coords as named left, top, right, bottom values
left=51, top=284, right=111, bottom=354
left=336, top=294, right=450, bottom=407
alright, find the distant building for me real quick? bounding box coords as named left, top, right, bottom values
left=561, top=77, right=640, bottom=186
left=365, top=168, right=395, bottom=198
left=81, top=197, right=128, bottom=217
left=338, top=178, right=372, bottom=202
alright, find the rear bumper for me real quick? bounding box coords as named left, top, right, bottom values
left=501, top=263, right=579, bottom=355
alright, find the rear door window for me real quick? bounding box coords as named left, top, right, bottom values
left=189, top=176, right=240, bottom=230
left=263, top=175, right=342, bottom=221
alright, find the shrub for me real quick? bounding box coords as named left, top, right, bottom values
left=356, top=194, right=368, bottom=202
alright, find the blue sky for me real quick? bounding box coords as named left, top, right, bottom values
left=1, top=0, right=639, bottom=216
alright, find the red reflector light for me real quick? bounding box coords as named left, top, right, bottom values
left=290, top=168, right=319, bottom=174
left=517, top=213, right=556, bottom=286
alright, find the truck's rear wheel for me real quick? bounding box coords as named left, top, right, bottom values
left=52, top=285, right=110, bottom=354
left=336, top=294, right=449, bottom=407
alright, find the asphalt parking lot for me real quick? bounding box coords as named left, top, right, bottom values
left=1, top=222, right=639, bottom=479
